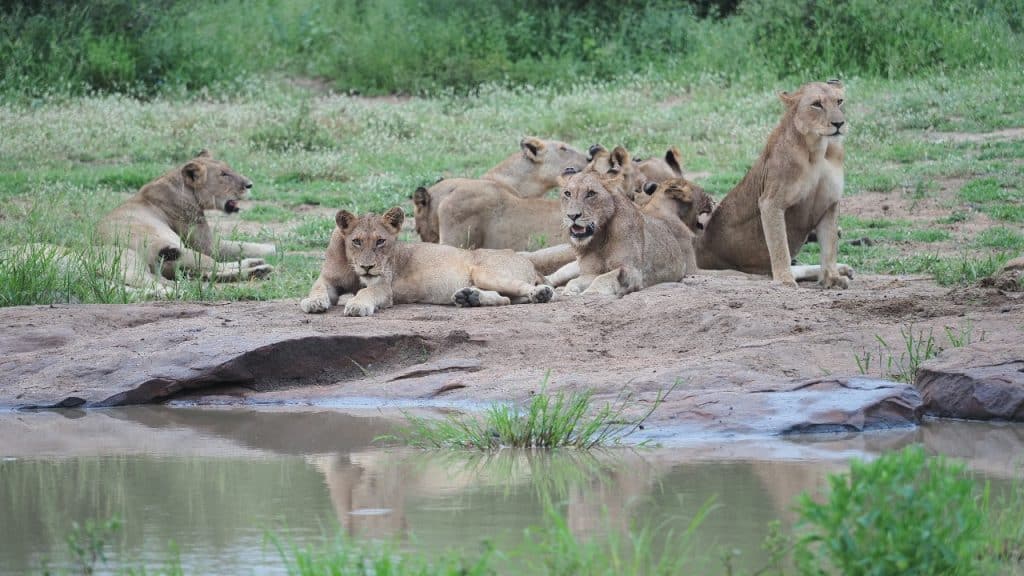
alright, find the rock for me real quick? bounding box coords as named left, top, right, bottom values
left=662, top=377, right=923, bottom=436
left=916, top=342, right=1024, bottom=421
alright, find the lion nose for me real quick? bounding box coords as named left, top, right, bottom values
left=567, top=212, right=582, bottom=222
left=361, top=264, right=375, bottom=273
left=831, top=121, right=845, bottom=130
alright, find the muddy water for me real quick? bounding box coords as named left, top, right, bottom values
left=1, top=407, right=1022, bottom=575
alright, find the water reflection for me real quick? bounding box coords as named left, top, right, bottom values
left=0, top=408, right=1021, bottom=574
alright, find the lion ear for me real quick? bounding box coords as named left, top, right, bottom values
left=382, top=206, right=405, bottom=233
left=609, top=146, right=631, bottom=174
left=413, top=187, right=430, bottom=208
left=521, top=137, right=545, bottom=162
left=182, top=161, right=206, bottom=188
left=336, top=210, right=358, bottom=234
left=665, top=147, right=683, bottom=176
left=195, top=149, right=211, bottom=158
left=779, top=90, right=799, bottom=108
left=587, top=144, right=605, bottom=162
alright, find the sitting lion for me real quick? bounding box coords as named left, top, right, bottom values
left=412, top=137, right=587, bottom=243
left=695, top=80, right=852, bottom=288
left=559, top=158, right=700, bottom=297
left=301, top=207, right=554, bottom=316
left=96, top=150, right=275, bottom=288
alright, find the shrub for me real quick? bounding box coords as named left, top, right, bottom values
left=793, top=446, right=987, bottom=576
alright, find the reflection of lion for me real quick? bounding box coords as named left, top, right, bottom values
left=559, top=161, right=699, bottom=297
left=696, top=81, right=851, bottom=288
left=412, top=137, right=586, bottom=243
left=97, top=150, right=275, bottom=289
left=302, top=207, right=554, bottom=316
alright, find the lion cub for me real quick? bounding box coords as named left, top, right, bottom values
left=302, top=207, right=554, bottom=316
left=97, top=150, right=275, bottom=286
left=559, top=160, right=699, bottom=297
left=696, top=80, right=851, bottom=288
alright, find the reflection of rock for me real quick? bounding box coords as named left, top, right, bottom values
left=916, top=342, right=1024, bottom=421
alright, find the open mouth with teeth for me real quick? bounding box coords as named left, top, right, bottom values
left=569, top=223, right=595, bottom=240
left=224, top=199, right=240, bottom=213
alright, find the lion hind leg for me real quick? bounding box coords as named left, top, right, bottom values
left=453, top=287, right=510, bottom=307
left=580, top=268, right=627, bottom=296
left=791, top=264, right=854, bottom=283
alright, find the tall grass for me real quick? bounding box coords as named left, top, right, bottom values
left=2, top=0, right=1021, bottom=99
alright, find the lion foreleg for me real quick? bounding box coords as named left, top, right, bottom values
left=344, top=282, right=393, bottom=317
left=758, top=198, right=797, bottom=287
left=467, top=268, right=554, bottom=305
left=545, top=260, right=579, bottom=287
left=300, top=276, right=340, bottom=314
left=216, top=240, right=277, bottom=259
left=815, top=202, right=849, bottom=289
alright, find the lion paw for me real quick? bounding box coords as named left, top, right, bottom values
left=300, top=295, right=331, bottom=314
left=820, top=274, right=850, bottom=290
left=529, top=285, right=554, bottom=303
left=453, top=287, right=482, bottom=307
left=837, top=264, right=855, bottom=280
left=771, top=278, right=799, bottom=288
left=344, top=299, right=376, bottom=317
left=157, top=246, right=181, bottom=262
left=244, top=264, right=274, bottom=279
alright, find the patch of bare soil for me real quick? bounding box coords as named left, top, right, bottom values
left=2, top=273, right=1020, bottom=435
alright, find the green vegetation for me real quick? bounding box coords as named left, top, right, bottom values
left=854, top=323, right=974, bottom=383
left=3, top=0, right=1022, bottom=99
left=1, top=0, right=1022, bottom=305
left=392, top=382, right=672, bottom=449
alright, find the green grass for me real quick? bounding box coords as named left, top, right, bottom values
left=2, top=64, right=1023, bottom=303
left=390, top=380, right=673, bottom=450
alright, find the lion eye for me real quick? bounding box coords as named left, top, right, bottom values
left=351, top=239, right=362, bottom=247
left=585, top=190, right=597, bottom=199
left=375, top=238, right=386, bottom=247
left=837, top=99, right=844, bottom=106
left=563, top=190, right=571, bottom=198
left=221, top=171, right=228, bottom=176
left=811, top=100, right=824, bottom=110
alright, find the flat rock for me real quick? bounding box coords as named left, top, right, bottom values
left=916, top=341, right=1024, bottom=421
left=1, top=274, right=1021, bottom=436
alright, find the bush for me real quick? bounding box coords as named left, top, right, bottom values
left=793, top=446, right=987, bottom=576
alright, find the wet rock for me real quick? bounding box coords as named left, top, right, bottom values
left=916, top=342, right=1024, bottom=421
left=664, top=377, right=923, bottom=436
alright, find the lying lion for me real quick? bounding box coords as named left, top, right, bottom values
left=695, top=80, right=852, bottom=288
left=301, top=207, right=554, bottom=316
left=97, top=150, right=275, bottom=288
left=559, top=155, right=700, bottom=297
left=412, top=137, right=586, bottom=243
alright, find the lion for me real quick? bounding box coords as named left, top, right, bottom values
left=412, top=137, right=587, bottom=243
left=96, top=150, right=275, bottom=288
left=559, top=159, right=699, bottom=297
left=300, top=207, right=554, bottom=316
left=695, top=80, right=851, bottom=288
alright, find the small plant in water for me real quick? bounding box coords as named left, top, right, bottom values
left=392, top=376, right=675, bottom=449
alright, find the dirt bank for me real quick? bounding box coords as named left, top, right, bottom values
left=2, top=273, right=1021, bottom=436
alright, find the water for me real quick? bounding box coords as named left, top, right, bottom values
left=0, top=407, right=1021, bottom=575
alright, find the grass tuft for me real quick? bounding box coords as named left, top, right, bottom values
left=391, top=377, right=674, bottom=450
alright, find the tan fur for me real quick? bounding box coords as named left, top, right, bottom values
left=696, top=81, right=851, bottom=288
left=96, top=150, right=275, bottom=290
left=301, top=207, right=554, bottom=316
left=559, top=159, right=699, bottom=297
left=412, top=137, right=586, bottom=243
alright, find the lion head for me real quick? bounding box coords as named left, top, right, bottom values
left=781, top=79, right=846, bottom=139
left=411, top=185, right=439, bottom=243
left=182, top=149, right=254, bottom=214
left=559, top=170, right=622, bottom=247
left=520, top=136, right=588, bottom=186
left=583, top=144, right=640, bottom=199
left=640, top=178, right=715, bottom=232
left=335, top=206, right=404, bottom=285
